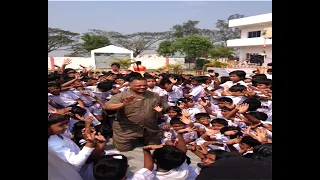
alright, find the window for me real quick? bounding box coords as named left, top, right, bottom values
left=248, top=31, right=261, bottom=38
left=246, top=53, right=259, bottom=59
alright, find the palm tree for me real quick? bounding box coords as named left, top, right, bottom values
left=110, top=57, right=136, bottom=69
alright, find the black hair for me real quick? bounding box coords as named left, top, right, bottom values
left=229, top=84, right=247, bottom=92
left=70, top=106, right=87, bottom=119
left=115, top=76, right=124, bottom=81
left=48, top=73, right=61, bottom=82
left=176, top=98, right=193, bottom=105
left=129, top=76, right=146, bottom=83
left=220, top=126, right=242, bottom=139
left=210, top=118, right=228, bottom=127
left=48, top=81, right=61, bottom=88
left=252, top=143, right=272, bottom=161
left=220, top=76, right=231, bottom=84
left=242, top=98, right=261, bottom=111
left=63, top=68, right=76, bottom=74
left=192, top=76, right=208, bottom=83
left=169, top=117, right=185, bottom=125
left=241, top=136, right=261, bottom=147
left=220, top=106, right=232, bottom=111
left=153, top=145, right=191, bottom=171
left=215, top=73, right=219, bottom=77
left=71, top=121, right=94, bottom=147
left=93, top=154, right=128, bottom=180
left=217, top=97, right=233, bottom=104
left=111, top=62, right=120, bottom=69
left=257, top=79, right=272, bottom=86
left=97, top=81, right=114, bottom=92
left=248, top=111, right=268, bottom=121
left=252, top=74, right=267, bottom=80
left=207, top=70, right=214, bottom=73
left=159, top=77, right=172, bottom=87
left=48, top=114, right=70, bottom=127
left=207, top=150, right=237, bottom=160
left=165, top=106, right=182, bottom=114
left=229, top=70, right=246, bottom=80
left=144, top=75, right=156, bottom=80
left=135, top=61, right=142, bottom=71
left=194, top=113, right=210, bottom=120
left=267, top=69, right=272, bottom=73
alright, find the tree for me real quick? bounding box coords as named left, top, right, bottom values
left=156, top=40, right=175, bottom=57
left=214, top=14, right=244, bottom=46
left=70, top=31, right=111, bottom=56
left=48, top=27, right=79, bottom=53
left=171, top=36, right=213, bottom=60
left=89, top=30, right=168, bottom=57
left=170, top=20, right=201, bottom=39
left=209, top=45, right=236, bottom=59
left=110, top=57, right=136, bottom=69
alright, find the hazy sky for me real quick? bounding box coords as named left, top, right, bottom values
left=48, top=1, right=272, bottom=56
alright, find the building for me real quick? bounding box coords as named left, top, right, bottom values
left=227, top=13, right=272, bottom=65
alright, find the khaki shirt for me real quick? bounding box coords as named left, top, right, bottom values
left=106, top=90, right=169, bottom=139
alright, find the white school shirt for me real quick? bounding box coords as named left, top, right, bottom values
left=85, top=86, right=111, bottom=103
left=186, top=107, right=201, bottom=122
left=48, top=134, right=94, bottom=172
left=153, top=162, right=199, bottom=180
left=148, top=86, right=166, bottom=97
left=167, top=86, right=183, bottom=105
left=48, top=147, right=83, bottom=180
left=127, top=168, right=156, bottom=180
left=72, top=90, right=96, bottom=106
left=48, top=91, right=80, bottom=107
left=220, top=80, right=248, bottom=90
left=189, top=85, right=205, bottom=101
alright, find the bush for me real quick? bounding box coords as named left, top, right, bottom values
left=205, top=61, right=228, bottom=68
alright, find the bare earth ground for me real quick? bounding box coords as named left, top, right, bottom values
left=104, top=143, right=201, bottom=176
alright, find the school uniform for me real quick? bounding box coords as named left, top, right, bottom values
left=48, top=134, right=94, bottom=179
left=153, top=162, right=199, bottom=180
left=166, top=86, right=183, bottom=106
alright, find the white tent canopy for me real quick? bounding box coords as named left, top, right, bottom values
left=91, top=45, right=134, bottom=59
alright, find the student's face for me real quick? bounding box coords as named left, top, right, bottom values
left=171, top=124, right=185, bottom=131
left=198, top=117, right=211, bottom=125
left=66, top=70, right=76, bottom=78
left=191, top=80, right=200, bottom=86
left=202, top=154, right=216, bottom=165
left=217, top=101, right=230, bottom=108
left=186, top=100, right=194, bottom=107
left=211, top=123, right=225, bottom=130
left=164, top=83, right=172, bottom=91
left=130, top=80, right=147, bottom=93
left=73, top=80, right=83, bottom=87
left=257, top=83, right=268, bottom=89
left=221, top=109, right=231, bottom=117
left=146, top=79, right=156, bottom=88
left=167, top=110, right=178, bottom=118
left=239, top=142, right=253, bottom=150
left=48, top=86, right=60, bottom=95
left=182, top=88, right=190, bottom=94
left=111, top=65, right=119, bottom=72
left=49, top=120, right=68, bottom=135
left=115, top=79, right=125, bottom=85
left=229, top=74, right=241, bottom=82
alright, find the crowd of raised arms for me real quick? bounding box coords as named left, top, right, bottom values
left=48, top=58, right=272, bottom=180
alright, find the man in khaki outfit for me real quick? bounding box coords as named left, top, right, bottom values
left=105, top=76, right=169, bottom=152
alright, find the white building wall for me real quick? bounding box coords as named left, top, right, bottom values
left=239, top=46, right=272, bottom=62
left=241, top=25, right=271, bottom=39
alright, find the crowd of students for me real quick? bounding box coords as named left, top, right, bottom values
left=48, top=59, right=272, bottom=180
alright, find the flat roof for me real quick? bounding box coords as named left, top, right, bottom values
left=229, top=13, right=272, bottom=28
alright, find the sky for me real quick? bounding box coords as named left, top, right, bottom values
left=48, top=1, right=272, bottom=56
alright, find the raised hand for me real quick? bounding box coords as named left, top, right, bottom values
left=122, top=95, right=140, bottom=106
left=95, top=132, right=107, bottom=143
left=86, top=65, right=94, bottom=72
left=169, top=77, right=177, bottom=84
left=74, top=73, right=83, bottom=80
left=180, top=116, right=191, bottom=125
left=181, top=109, right=190, bottom=117
left=63, top=58, right=72, bottom=66
left=236, top=103, right=249, bottom=114
left=199, top=99, right=208, bottom=107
